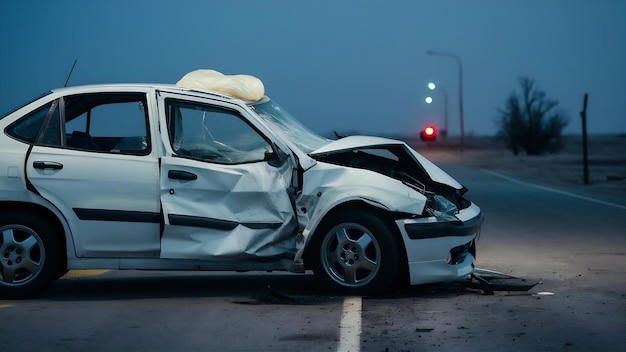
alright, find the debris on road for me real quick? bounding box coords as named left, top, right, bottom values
left=464, top=268, right=540, bottom=295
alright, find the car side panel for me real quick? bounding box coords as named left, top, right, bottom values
left=27, top=147, right=161, bottom=258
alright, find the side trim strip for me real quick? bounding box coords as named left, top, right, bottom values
left=73, top=208, right=160, bottom=223
left=242, top=222, right=282, bottom=230
left=168, top=214, right=282, bottom=230
left=168, top=214, right=237, bottom=230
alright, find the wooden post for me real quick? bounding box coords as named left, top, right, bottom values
left=580, top=93, right=589, bottom=185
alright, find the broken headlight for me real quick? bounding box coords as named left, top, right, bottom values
left=425, top=194, right=459, bottom=221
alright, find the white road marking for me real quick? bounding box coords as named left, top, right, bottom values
left=482, top=169, right=626, bottom=211
left=337, top=296, right=362, bottom=352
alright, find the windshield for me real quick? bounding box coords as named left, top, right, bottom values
left=250, top=99, right=332, bottom=153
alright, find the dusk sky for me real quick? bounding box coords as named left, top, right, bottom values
left=1, top=1, right=624, bottom=138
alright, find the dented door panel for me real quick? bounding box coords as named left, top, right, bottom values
left=156, top=93, right=299, bottom=260
left=160, top=157, right=297, bottom=259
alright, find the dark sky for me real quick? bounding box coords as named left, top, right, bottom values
left=1, top=1, right=624, bottom=137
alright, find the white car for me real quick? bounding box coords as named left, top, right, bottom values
left=0, top=70, right=482, bottom=298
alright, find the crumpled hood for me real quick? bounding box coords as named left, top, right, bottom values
left=311, top=135, right=463, bottom=190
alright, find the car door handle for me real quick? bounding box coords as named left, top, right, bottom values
left=33, top=161, right=64, bottom=170
left=168, top=170, right=198, bottom=180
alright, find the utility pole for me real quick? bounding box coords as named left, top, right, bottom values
left=580, top=93, right=589, bottom=185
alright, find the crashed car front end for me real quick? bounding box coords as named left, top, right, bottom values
left=304, top=136, right=483, bottom=285
left=397, top=202, right=481, bottom=285
left=250, top=97, right=482, bottom=287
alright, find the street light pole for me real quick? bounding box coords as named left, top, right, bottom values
left=426, top=50, right=464, bottom=152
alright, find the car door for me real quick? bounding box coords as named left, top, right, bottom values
left=158, top=95, right=298, bottom=260
left=25, top=91, right=161, bottom=258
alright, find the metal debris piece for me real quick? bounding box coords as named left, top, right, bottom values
left=465, top=268, right=540, bottom=295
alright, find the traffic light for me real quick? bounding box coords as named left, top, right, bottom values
left=420, top=125, right=437, bottom=141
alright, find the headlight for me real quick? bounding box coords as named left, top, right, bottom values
left=427, top=194, right=458, bottom=215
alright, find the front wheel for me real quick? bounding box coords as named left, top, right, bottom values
left=310, top=209, right=401, bottom=295
left=0, top=211, right=62, bottom=299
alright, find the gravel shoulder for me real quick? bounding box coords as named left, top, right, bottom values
left=413, top=135, right=626, bottom=203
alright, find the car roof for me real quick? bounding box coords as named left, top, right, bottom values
left=50, top=83, right=259, bottom=103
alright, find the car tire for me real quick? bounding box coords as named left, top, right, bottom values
left=311, top=209, right=401, bottom=295
left=0, top=211, right=63, bottom=299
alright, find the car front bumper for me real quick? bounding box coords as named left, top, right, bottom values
left=396, top=202, right=483, bottom=285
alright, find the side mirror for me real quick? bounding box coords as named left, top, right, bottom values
left=265, top=145, right=288, bottom=167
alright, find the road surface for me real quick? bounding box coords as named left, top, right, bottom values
left=1, top=162, right=625, bottom=351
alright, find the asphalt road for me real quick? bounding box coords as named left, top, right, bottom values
left=1, top=163, right=625, bottom=352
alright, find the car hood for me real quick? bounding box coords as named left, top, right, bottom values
left=310, top=135, right=463, bottom=190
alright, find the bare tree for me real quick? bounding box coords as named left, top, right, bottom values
left=497, top=77, right=568, bottom=155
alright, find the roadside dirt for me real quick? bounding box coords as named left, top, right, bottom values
left=414, top=135, right=626, bottom=196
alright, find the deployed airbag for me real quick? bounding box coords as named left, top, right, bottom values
left=176, top=69, right=265, bottom=101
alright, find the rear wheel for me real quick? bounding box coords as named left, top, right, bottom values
left=0, top=211, right=62, bottom=299
left=311, top=209, right=400, bottom=295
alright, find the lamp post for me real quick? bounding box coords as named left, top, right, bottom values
left=426, top=82, right=448, bottom=140
left=426, top=50, right=464, bottom=152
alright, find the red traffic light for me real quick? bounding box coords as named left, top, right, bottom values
left=420, top=125, right=437, bottom=141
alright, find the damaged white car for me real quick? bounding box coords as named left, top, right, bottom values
left=0, top=70, right=482, bottom=298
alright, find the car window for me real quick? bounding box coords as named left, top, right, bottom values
left=5, top=101, right=55, bottom=144
left=165, top=99, right=272, bottom=164
left=37, top=93, right=150, bottom=155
